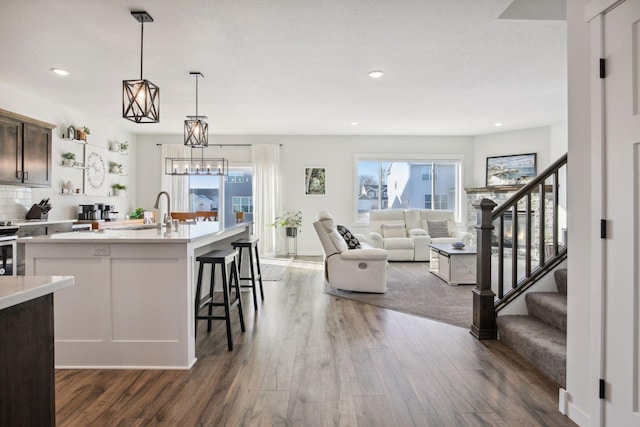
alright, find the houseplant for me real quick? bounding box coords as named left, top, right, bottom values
left=271, top=210, right=302, bottom=237
left=61, top=152, right=76, bottom=166
left=109, top=161, right=122, bottom=174
left=120, top=142, right=129, bottom=153
left=112, top=183, right=127, bottom=197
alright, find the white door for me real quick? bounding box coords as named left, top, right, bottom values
left=603, top=0, right=640, bottom=424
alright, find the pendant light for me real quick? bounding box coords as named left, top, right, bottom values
left=184, top=72, right=208, bottom=147
left=122, top=11, right=160, bottom=123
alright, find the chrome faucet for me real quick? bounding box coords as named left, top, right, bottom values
left=154, top=191, right=172, bottom=227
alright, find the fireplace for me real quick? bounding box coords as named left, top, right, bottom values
left=493, top=210, right=528, bottom=249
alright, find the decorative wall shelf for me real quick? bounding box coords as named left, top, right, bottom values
left=61, top=137, right=86, bottom=144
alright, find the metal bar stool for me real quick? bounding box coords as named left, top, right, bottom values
left=194, top=249, right=245, bottom=351
left=231, top=237, right=264, bottom=311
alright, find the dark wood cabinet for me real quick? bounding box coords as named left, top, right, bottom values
left=0, top=294, right=56, bottom=426
left=0, top=108, right=55, bottom=187
left=0, top=114, right=22, bottom=185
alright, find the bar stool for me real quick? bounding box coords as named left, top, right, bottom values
left=194, top=249, right=245, bottom=351
left=231, top=237, right=264, bottom=311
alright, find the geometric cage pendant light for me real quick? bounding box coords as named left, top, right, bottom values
left=184, top=72, right=208, bottom=147
left=123, top=11, right=160, bottom=123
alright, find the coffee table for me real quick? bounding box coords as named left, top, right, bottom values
left=429, top=243, right=477, bottom=285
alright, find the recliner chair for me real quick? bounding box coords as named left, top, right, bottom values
left=313, top=211, right=388, bottom=293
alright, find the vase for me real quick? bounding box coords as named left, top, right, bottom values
left=285, top=227, right=297, bottom=237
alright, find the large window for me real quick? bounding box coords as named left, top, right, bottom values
left=188, top=166, right=253, bottom=228
left=356, top=158, right=461, bottom=222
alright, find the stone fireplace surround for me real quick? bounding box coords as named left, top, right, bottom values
left=464, top=185, right=557, bottom=249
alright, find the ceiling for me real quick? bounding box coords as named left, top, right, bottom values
left=0, top=0, right=566, bottom=136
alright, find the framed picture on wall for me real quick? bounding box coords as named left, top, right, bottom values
left=304, top=167, right=326, bottom=195
left=84, top=145, right=107, bottom=196
left=486, top=153, right=537, bottom=186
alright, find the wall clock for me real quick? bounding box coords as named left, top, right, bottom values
left=84, top=145, right=106, bottom=195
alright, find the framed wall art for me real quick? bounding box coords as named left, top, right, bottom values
left=304, top=167, right=326, bottom=195
left=84, top=145, right=107, bottom=196
left=486, top=153, right=537, bottom=186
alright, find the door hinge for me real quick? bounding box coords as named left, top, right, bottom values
left=600, top=219, right=607, bottom=239
left=600, top=58, right=606, bottom=78
left=599, top=378, right=605, bottom=399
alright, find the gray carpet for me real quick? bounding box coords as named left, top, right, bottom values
left=325, top=262, right=474, bottom=328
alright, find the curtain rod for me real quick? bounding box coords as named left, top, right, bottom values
left=156, top=143, right=253, bottom=147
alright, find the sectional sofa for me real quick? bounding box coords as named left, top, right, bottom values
left=366, top=209, right=473, bottom=261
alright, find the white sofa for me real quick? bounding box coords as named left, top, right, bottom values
left=367, top=209, right=473, bottom=261
left=313, top=211, right=388, bottom=293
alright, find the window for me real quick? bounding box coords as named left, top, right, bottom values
left=188, top=166, right=253, bottom=227
left=224, top=167, right=253, bottom=228
left=232, top=196, right=253, bottom=213
left=356, top=158, right=461, bottom=222
left=424, top=193, right=449, bottom=210
left=227, top=171, right=244, bottom=183
left=421, top=166, right=432, bottom=181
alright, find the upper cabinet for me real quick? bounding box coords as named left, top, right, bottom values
left=0, top=108, right=55, bottom=188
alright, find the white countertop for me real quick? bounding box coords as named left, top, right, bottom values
left=18, top=221, right=250, bottom=244
left=0, top=275, right=74, bottom=310
left=9, top=219, right=76, bottom=226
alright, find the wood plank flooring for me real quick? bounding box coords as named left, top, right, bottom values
left=55, top=258, right=576, bottom=426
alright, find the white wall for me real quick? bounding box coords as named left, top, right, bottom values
left=136, top=131, right=560, bottom=256
left=0, top=82, right=136, bottom=221
left=566, top=0, right=592, bottom=424
left=471, top=126, right=553, bottom=186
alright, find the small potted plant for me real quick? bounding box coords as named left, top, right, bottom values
left=120, top=142, right=129, bottom=153
left=271, top=210, right=302, bottom=237
left=62, top=152, right=76, bottom=166
left=112, top=183, right=127, bottom=197
left=109, top=161, right=122, bottom=174
left=76, top=126, right=91, bottom=141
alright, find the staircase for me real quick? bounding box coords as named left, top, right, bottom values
left=496, top=269, right=567, bottom=386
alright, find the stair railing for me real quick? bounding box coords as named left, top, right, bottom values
left=471, top=153, right=568, bottom=340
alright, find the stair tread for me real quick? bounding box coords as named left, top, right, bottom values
left=497, top=314, right=566, bottom=386
left=526, top=292, right=567, bottom=332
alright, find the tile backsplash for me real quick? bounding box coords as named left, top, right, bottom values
left=0, top=185, right=33, bottom=221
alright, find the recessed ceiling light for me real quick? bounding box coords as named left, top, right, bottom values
left=51, top=68, right=70, bottom=76
left=368, top=70, right=384, bottom=79
left=350, top=121, right=360, bottom=126
left=494, top=122, right=504, bottom=127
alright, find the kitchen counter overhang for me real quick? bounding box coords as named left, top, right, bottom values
left=21, top=221, right=251, bottom=369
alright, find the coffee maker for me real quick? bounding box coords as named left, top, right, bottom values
left=78, top=204, right=99, bottom=220
left=101, top=204, right=118, bottom=221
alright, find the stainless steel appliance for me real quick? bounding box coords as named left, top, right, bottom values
left=0, top=222, right=19, bottom=276
left=78, top=204, right=100, bottom=220
left=100, top=204, right=118, bottom=221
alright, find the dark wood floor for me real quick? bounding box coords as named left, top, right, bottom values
left=55, top=257, right=576, bottom=426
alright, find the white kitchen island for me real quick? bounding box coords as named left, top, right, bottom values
left=20, top=221, right=251, bottom=369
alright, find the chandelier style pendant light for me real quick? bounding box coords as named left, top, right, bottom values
left=165, top=149, right=228, bottom=177
left=184, top=72, right=208, bottom=147
left=122, top=11, right=160, bottom=123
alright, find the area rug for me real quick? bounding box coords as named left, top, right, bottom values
left=325, top=262, right=474, bottom=328
left=260, top=257, right=293, bottom=281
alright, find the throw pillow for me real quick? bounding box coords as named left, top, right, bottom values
left=426, top=220, right=449, bottom=238
left=381, top=223, right=407, bottom=238
left=337, top=225, right=361, bottom=249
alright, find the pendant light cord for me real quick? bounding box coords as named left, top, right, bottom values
left=140, top=22, right=144, bottom=79
left=195, top=74, right=199, bottom=118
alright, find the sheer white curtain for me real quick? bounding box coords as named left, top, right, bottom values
left=252, top=144, right=280, bottom=256
left=160, top=145, right=191, bottom=220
